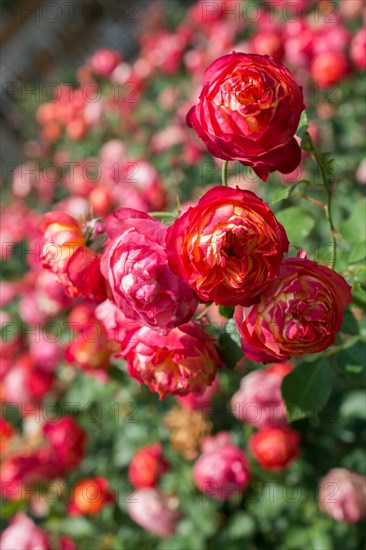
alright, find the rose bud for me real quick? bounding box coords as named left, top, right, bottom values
left=234, top=253, right=352, bottom=363
left=0, top=513, right=50, bottom=550
left=193, top=432, right=250, bottom=500
left=319, top=469, right=366, bottom=523
left=43, top=417, right=86, bottom=471
left=310, top=51, right=347, bottom=88
left=231, top=363, right=293, bottom=429
left=68, top=477, right=114, bottom=515
left=128, top=488, right=182, bottom=538
left=101, top=208, right=198, bottom=331
left=166, top=186, right=289, bottom=306
left=128, top=443, right=169, bottom=489
left=249, top=427, right=300, bottom=470
left=90, top=48, right=122, bottom=76
left=121, top=321, right=223, bottom=399
left=187, top=52, right=305, bottom=181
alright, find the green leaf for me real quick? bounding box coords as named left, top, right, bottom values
left=335, top=341, right=366, bottom=386
left=339, top=199, right=366, bottom=244
left=276, top=207, right=315, bottom=242
left=340, top=391, right=366, bottom=419
left=272, top=185, right=294, bottom=205
left=219, top=319, right=243, bottom=369
left=281, top=360, right=332, bottom=422
left=349, top=240, right=366, bottom=264
left=341, top=309, right=360, bottom=335
left=296, top=110, right=309, bottom=138
left=108, top=365, right=126, bottom=383
left=219, top=305, right=235, bottom=318
left=227, top=513, right=256, bottom=540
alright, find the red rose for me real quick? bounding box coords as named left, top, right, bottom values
left=249, top=427, right=300, bottom=470
left=187, top=52, right=305, bottom=181
left=234, top=254, right=352, bottom=363
left=128, top=443, right=169, bottom=489
left=43, top=417, right=86, bottom=471
left=166, top=186, right=289, bottom=306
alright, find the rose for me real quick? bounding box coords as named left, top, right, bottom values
left=166, top=186, right=289, bottom=306
left=193, top=432, right=250, bottom=500
left=249, top=427, right=300, bottom=470
left=187, top=52, right=305, bottom=181
left=234, top=254, right=352, bottom=363
left=318, top=469, right=366, bottom=523
left=128, top=488, right=182, bottom=538
left=40, top=212, right=84, bottom=276
left=0, top=514, right=50, bottom=550
left=43, top=417, right=86, bottom=471
left=231, top=363, right=293, bottom=429
left=121, top=321, right=223, bottom=399
left=40, top=212, right=107, bottom=302
left=101, top=208, right=198, bottom=331
left=128, top=443, right=169, bottom=489
left=68, top=477, right=114, bottom=516
left=90, top=48, right=121, bottom=76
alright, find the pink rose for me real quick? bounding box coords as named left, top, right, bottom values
left=231, top=363, right=293, bottom=428
left=0, top=514, right=50, bottom=550
left=101, top=208, right=198, bottom=331
left=319, top=469, right=366, bottom=523
left=234, top=255, right=352, bottom=363
left=121, top=322, right=223, bottom=399
left=128, top=488, right=182, bottom=537
left=90, top=48, right=121, bottom=76
left=193, top=432, right=250, bottom=500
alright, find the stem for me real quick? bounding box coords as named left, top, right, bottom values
left=221, top=160, right=228, bottom=186
left=306, top=134, right=338, bottom=269
left=195, top=303, right=211, bottom=320
left=149, top=212, right=177, bottom=219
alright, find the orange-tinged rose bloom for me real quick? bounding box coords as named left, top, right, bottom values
left=40, top=212, right=107, bottom=302
left=249, top=427, right=300, bottom=470
left=40, top=212, right=84, bottom=276
left=166, top=186, right=289, bottom=306
left=234, top=254, right=352, bottom=363
left=187, top=52, right=305, bottom=181
left=69, top=477, right=114, bottom=515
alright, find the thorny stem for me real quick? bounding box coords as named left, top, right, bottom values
left=306, top=133, right=338, bottom=269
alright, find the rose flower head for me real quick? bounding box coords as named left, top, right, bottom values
left=128, top=443, right=169, bottom=489
left=101, top=208, right=198, bottom=331
left=187, top=52, right=305, bottom=181
left=166, top=186, right=289, bottom=306
left=193, top=432, right=250, bottom=500
left=249, top=426, right=300, bottom=470
left=234, top=253, right=352, bottom=363
left=121, top=321, right=223, bottom=399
